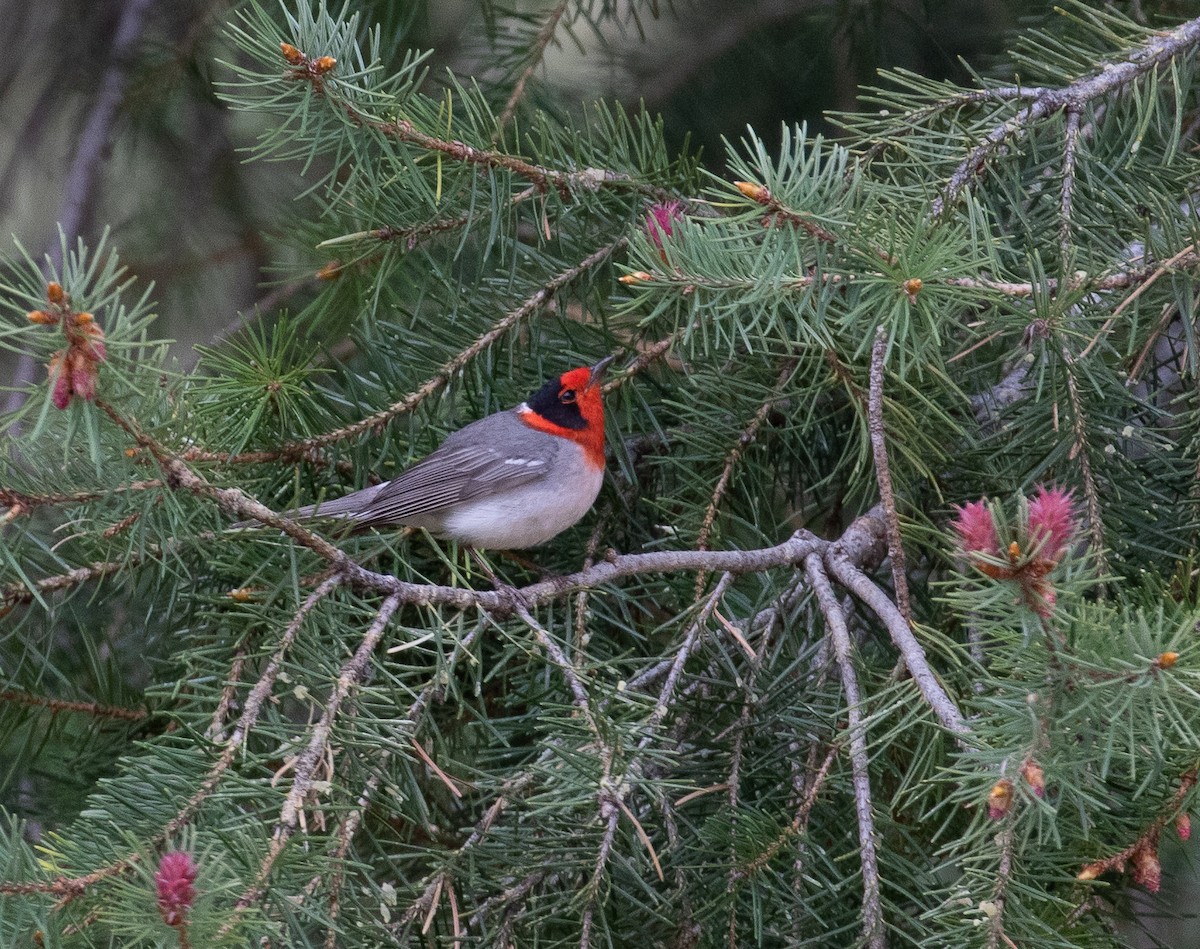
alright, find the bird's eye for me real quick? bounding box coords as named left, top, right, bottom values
left=559, top=389, right=576, bottom=404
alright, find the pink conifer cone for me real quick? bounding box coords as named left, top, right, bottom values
left=156, top=850, right=198, bottom=927
left=951, top=499, right=999, bottom=557
left=1027, top=485, right=1076, bottom=561
left=645, top=201, right=683, bottom=251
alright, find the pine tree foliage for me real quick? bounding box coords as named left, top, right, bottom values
left=2, top=2, right=1200, bottom=947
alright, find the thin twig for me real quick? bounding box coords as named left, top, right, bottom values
left=867, top=327, right=911, bottom=624
left=0, top=688, right=147, bottom=723
left=1062, top=363, right=1108, bottom=579
left=731, top=744, right=837, bottom=882
left=694, top=359, right=796, bottom=598
left=220, top=592, right=403, bottom=935
left=806, top=553, right=886, bottom=949
left=1059, top=106, right=1082, bottom=262
left=986, top=824, right=1016, bottom=949
left=496, top=1, right=571, bottom=136
left=579, top=807, right=620, bottom=949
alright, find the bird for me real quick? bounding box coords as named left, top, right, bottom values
left=280, top=356, right=614, bottom=549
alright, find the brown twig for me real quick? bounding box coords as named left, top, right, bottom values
left=3, top=553, right=145, bottom=610
left=220, top=592, right=402, bottom=936
left=1077, top=766, right=1198, bottom=884
left=0, top=688, right=147, bottom=723
left=731, top=744, right=837, bottom=882
left=1059, top=106, right=1082, bottom=262
left=868, top=327, right=911, bottom=624
left=694, top=359, right=796, bottom=599
left=1062, top=363, right=1108, bottom=579
left=806, top=553, right=886, bottom=949
left=579, top=807, right=620, bottom=949
left=495, top=1, right=571, bottom=136
left=986, top=823, right=1016, bottom=949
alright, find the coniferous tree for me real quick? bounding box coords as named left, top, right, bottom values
left=2, top=2, right=1200, bottom=947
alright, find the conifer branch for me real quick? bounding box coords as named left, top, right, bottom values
left=1076, top=766, right=1198, bottom=888
left=932, top=15, right=1200, bottom=216
left=868, top=327, right=911, bottom=624
left=694, top=359, right=796, bottom=598
left=1062, top=363, right=1107, bottom=578
left=221, top=591, right=403, bottom=936
left=0, top=480, right=163, bottom=510
left=579, top=807, right=620, bottom=949
left=1059, top=106, right=1082, bottom=261
left=730, top=743, right=837, bottom=883
left=2, top=553, right=144, bottom=610
left=322, top=769, right=381, bottom=949
left=0, top=688, right=148, bottom=722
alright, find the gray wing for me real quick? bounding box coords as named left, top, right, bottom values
left=348, top=411, right=561, bottom=527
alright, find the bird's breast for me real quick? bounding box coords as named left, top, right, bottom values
left=440, top=449, right=603, bottom=549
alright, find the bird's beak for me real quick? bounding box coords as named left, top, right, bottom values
left=587, top=355, right=615, bottom=388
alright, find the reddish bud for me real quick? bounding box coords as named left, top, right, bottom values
left=280, top=41, right=304, bottom=65
left=1131, top=845, right=1161, bottom=893
left=48, top=352, right=71, bottom=409
left=27, top=309, right=57, bottom=325
left=902, top=278, right=923, bottom=302
left=315, top=260, right=343, bottom=280
left=1176, top=811, right=1191, bottom=841
left=987, top=779, right=1014, bottom=820
left=155, top=851, right=198, bottom=927
left=951, top=499, right=999, bottom=558
left=645, top=201, right=684, bottom=251
left=1021, top=760, right=1046, bottom=798
left=78, top=320, right=108, bottom=362
left=68, top=350, right=97, bottom=402
left=312, top=56, right=336, bottom=75
left=1027, top=484, right=1076, bottom=561
left=46, top=282, right=65, bottom=305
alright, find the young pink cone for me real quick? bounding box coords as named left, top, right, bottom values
left=1027, top=484, right=1076, bottom=561
left=156, top=850, right=198, bottom=927
left=951, top=499, right=999, bottom=557
left=645, top=201, right=684, bottom=254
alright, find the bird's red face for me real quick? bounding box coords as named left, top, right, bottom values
left=519, top=359, right=612, bottom=468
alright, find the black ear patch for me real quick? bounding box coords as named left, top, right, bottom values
left=526, top=377, right=586, bottom=429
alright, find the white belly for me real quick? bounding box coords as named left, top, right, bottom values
left=440, top=464, right=603, bottom=548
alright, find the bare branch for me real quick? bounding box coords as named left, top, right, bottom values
left=824, top=542, right=969, bottom=738
left=868, top=327, right=910, bottom=623
left=806, top=554, right=886, bottom=948
left=932, top=16, right=1200, bottom=216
